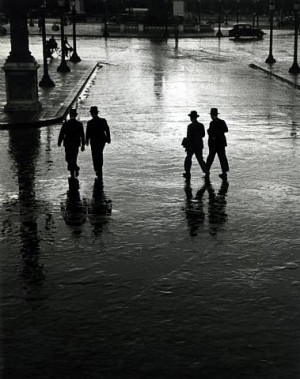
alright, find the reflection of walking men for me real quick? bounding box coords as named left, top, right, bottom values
left=58, top=109, right=85, bottom=179
left=206, top=108, right=229, bottom=181
left=86, top=106, right=111, bottom=181
left=183, top=110, right=207, bottom=180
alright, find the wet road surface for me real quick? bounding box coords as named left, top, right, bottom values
left=1, top=35, right=300, bottom=378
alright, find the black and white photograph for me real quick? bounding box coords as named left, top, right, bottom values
left=0, top=0, right=299, bottom=378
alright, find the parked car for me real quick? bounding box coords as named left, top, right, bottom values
left=229, top=23, right=264, bottom=39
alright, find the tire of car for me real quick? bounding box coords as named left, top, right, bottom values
left=234, top=33, right=240, bottom=39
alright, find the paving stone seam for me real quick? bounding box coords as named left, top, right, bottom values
left=249, top=63, right=300, bottom=90
left=0, top=62, right=101, bottom=130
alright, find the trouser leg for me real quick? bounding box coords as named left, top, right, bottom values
left=206, top=148, right=216, bottom=173
left=195, top=149, right=207, bottom=173
left=217, top=148, right=229, bottom=173
left=65, top=147, right=79, bottom=177
left=91, top=144, right=105, bottom=176
left=184, top=151, right=193, bottom=174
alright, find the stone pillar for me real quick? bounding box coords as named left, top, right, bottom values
left=2, top=6, right=41, bottom=112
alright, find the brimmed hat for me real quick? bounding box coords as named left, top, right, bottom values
left=188, top=110, right=199, bottom=118
left=69, top=108, right=77, bottom=117
left=90, top=106, right=99, bottom=114
left=210, top=108, right=219, bottom=115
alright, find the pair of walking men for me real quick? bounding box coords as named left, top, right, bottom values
left=183, top=108, right=229, bottom=181
left=58, top=106, right=111, bottom=180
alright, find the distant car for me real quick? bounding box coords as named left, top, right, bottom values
left=229, top=23, right=264, bottom=39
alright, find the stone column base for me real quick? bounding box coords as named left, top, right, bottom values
left=2, top=61, right=41, bottom=113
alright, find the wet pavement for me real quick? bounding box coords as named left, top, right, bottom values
left=0, top=31, right=300, bottom=378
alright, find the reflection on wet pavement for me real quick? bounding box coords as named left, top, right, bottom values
left=1, top=36, right=300, bottom=378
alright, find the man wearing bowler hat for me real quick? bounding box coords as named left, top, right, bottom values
left=58, top=108, right=85, bottom=179
left=206, top=108, right=229, bottom=181
left=183, top=110, right=207, bottom=181
left=86, top=106, right=111, bottom=182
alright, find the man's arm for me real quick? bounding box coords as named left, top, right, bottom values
left=58, top=123, right=65, bottom=146
left=105, top=120, right=111, bottom=144
left=85, top=122, right=90, bottom=146
left=80, top=123, right=85, bottom=151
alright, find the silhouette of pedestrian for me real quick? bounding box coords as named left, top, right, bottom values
left=48, top=35, right=58, bottom=54
left=63, top=37, right=73, bottom=57
left=205, top=108, right=229, bottom=181
left=38, top=18, right=42, bottom=32
left=183, top=110, right=207, bottom=181
left=58, top=108, right=85, bottom=179
left=86, top=106, right=111, bottom=183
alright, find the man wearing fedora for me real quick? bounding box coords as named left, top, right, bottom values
left=206, top=108, right=229, bottom=181
left=183, top=110, right=207, bottom=181
left=86, top=106, right=111, bottom=181
left=58, top=108, right=85, bottom=179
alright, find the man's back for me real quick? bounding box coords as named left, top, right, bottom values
left=86, top=116, right=110, bottom=145
left=187, top=120, right=205, bottom=149
left=59, top=119, right=84, bottom=147
left=208, top=118, right=228, bottom=148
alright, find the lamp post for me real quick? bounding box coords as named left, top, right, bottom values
left=102, top=0, right=109, bottom=38
left=164, top=0, right=169, bottom=38
left=57, top=0, right=70, bottom=73
left=216, top=0, right=223, bottom=37
left=256, top=0, right=260, bottom=27
left=252, top=0, right=257, bottom=27
left=69, top=0, right=81, bottom=62
left=237, top=0, right=240, bottom=23
left=265, top=0, right=276, bottom=64
left=288, top=0, right=300, bottom=74
left=198, top=0, right=201, bottom=25
left=39, top=0, right=55, bottom=87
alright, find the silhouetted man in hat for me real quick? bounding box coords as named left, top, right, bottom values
left=86, top=106, right=111, bottom=182
left=183, top=110, right=207, bottom=181
left=58, top=108, right=85, bottom=179
left=206, top=108, right=229, bottom=181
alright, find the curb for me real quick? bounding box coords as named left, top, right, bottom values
left=0, top=62, right=101, bottom=130
left=249, top=63, right=300, bottom=90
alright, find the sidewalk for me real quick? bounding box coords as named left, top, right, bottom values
left=0, top=57, right=100, bottom=129
left=249, top=61, right=300, bottom=90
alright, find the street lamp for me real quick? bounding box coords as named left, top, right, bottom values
left=57, top=0, right=70, bottom=73
left=265, top=0, right=276, bottom=64
left=164, top=0, right=169, bottom=38
left=69, top=0, right=81, bottom=62
left=216, top=0, right=223, bottom=37
left=102, top=0, right=109, bottom=38
left=198, top=0, right=201, bottom=25
left=256, top=0, right=260, bottom=27
left=252, top=0, right=257, bottom=27
left=39, top=0, right=55, bottom=87
left=288, top=0, right=300, bottom=74
left=236, top=0, right=240, bottom=23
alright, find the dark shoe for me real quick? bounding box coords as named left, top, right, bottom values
left=219, top=173, right=227, bottom=180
